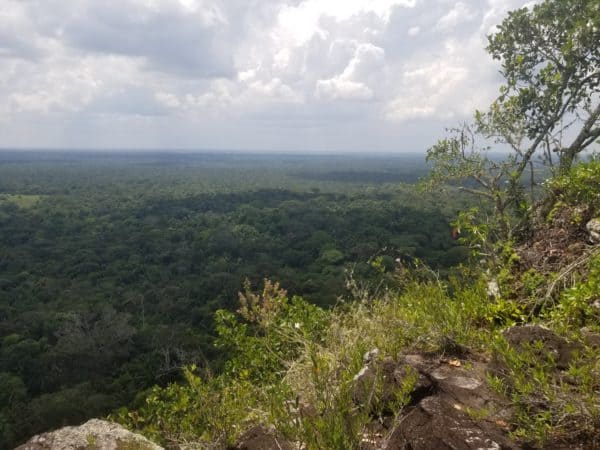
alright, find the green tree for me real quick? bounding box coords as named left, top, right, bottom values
left=427, top=0, right=599, bottom=239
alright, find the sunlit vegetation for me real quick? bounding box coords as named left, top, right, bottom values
left=0, top=194, right=43, bottom=209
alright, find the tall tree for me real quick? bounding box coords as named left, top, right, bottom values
left=427, top=0, right=599, bottom=239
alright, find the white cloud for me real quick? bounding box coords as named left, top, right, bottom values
left=0, top=0, right=537, bottom=151
left=407, top=26, right=421, bottom=36
left=316, top=43, right=385, bottom=101
left=436, top=2, right=478, bottom=31
left=317, top=79, right=374, bottom=101
left=274, top=0, right=416, bottom=46
left=387, top=61, right=470, bottom=120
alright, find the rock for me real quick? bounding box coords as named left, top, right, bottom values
left=403, top=354, right=512, bottom=422
left=353, top=364, right=377, bottom=405
left=351, top=352, right=518, bottom=449
left=439, top=336, right=471, bottom=357
left=15, top=419, right=163, bottom=450
left=502, top=325, right=581, bottom=369
left=363, top=348, right=380, bottom=363
left=487, top=280, right=501, bottom=299
left=352, top=348, right=383, bottom=408
left=382, top=396, right=518, bottom=450
left=586, top=218, right=600, bottom=244
left=229, top=425, right=294, bottom=450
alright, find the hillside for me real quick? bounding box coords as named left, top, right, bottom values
left=101, top=160, right=599, bottom=449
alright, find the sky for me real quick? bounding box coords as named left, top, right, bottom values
left=0, top=0, right=535, bottom=153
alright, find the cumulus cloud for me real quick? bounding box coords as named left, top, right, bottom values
left=316, top=43, right=385, bottom=101
left=435, top=2, right=478, bottom=31
left=407, top=26, right=421, bottom=36
left=0, top=0, right=535, bottom=151
left=28, top=0, right=234, bottom=77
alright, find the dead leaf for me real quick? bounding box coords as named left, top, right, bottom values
left=494, top=419, right=510, bottom=429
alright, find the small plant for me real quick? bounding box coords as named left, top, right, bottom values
left=521, top=269, right=545, bottom=297
left=85, top=434, right=97, bottom=449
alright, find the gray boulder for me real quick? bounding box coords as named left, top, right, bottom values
left=15, top=419, right=163, bottom=450
left=586, top=218, right=600, bottom=244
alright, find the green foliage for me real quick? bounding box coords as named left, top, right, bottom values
left=452, top=207, right=505, bottom=261
left=117, top=234, right=598, bottom=448
left=0, top=194, right=42, bottom=209
left=486, top=0, right=600, bottom=161
left=114, top=368, right=264, bottom=446
left=486, top=298, right=526, bottom=326
left=215, top=280, right=329, bottom=384
left=426, top=0, right=600, bottom=247
left=290, top=348, right=370, bottom=450
left=545, top=254, right=600, bottom=331
left=116, top=283, right=332, bottom=447
left=521, top=269, right=545, bottom=297
left=116, top=274, right=504, bottom=447
left=546, top=159, right=600, bottom=215
left=491, top=332, right=599, bottom=444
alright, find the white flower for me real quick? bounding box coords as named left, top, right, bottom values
left=294, top=322, right=301, bottom=329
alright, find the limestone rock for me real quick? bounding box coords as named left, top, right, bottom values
left=487, top=280, right=501, bottom=299
left=586, top=218, right=600, bottom=244
left=15, top=419, right=163, bottom=450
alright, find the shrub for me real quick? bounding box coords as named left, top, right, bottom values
left=546, top=159, right=600, bottom=216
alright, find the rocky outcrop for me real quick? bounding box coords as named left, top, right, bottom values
left=353, top=351, right=517, bottom=450
left=381, top=354, right=516, bottom=450
left=15, top=419, right=163, bottom=450
left=383, top=395, right=516, bottom=450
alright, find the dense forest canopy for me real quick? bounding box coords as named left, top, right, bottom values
left=0, top=151, right=470, bottom=448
